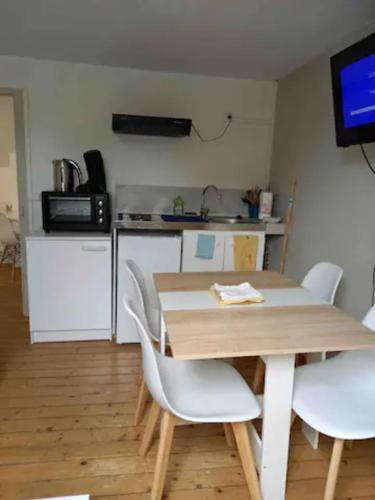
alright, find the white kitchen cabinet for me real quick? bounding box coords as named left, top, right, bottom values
left=182, top=230, right=265, bottom=272
left=26, top=232, right=112, bottom=342
left=223, top=231, right=265, bottom=271
left=116, top=232, right=181, bottom=343
left=181, top=231, right=225, bottom=272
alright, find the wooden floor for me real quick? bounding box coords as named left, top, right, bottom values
left=0, top=265, right=374, bottom=500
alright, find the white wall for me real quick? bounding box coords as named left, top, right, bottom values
left=270, top=26, right=375, bottom=320
left=0, top=96, right=19, bottom=218
left=0, top=56, right=277, bottom=230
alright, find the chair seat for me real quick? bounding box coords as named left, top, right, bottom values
left=293, top=350, right=375, bottom=440
left=156, top=355, right=261, bottom=423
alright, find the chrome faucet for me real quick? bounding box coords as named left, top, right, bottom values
left=200, top=184, right=222, bottom=219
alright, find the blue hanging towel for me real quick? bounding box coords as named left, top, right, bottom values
left=195, top=233, right=216, bottom=260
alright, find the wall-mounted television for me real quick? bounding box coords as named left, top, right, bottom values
left=331, top=33, right=375, bottom=147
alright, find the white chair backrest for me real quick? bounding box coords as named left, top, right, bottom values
left=0, top=214, right=17, bottom=246
left=123, top=295, right=171, bottom=412
left=338, top=304, right=375, bottom=362
left=125, top=259, right=146, bottom=312
left=301, top=262, right=343, bottom=304
left=124, top=259, right=161, bottom=339
left=125, top=258, right=157, bottom=316
left=362, top=305, right=375, bottom=330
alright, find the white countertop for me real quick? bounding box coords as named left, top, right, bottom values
left=115, top=217, right=285, bottom=235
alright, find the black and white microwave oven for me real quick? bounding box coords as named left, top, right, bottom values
left=41, top=191, right=111, bottom=233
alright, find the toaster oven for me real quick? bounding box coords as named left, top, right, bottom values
left=42, top=192, right=111, bottom=233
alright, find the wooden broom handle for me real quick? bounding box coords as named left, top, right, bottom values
left=279, top=179, right=297, bottom=274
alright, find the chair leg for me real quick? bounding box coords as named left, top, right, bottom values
left=232, top=422, right=261, bottom=500
left=296, top=353, right=307, bottom=366
left=252, top=357, right=265, bottom=394
left=151, top=410, right=176, bottom=500
left=223, top=423, right=236, bottom=448
left=139, top=399, right=161, bottom=457
left=323, top=438, right=345, bottom=500
left=12, top=245, right=17, bottom=282
left=134, top=376, right=149, bottom=426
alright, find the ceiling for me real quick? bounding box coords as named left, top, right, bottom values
left=1, top=0, right=375, bottom=80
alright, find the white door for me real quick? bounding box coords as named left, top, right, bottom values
left=27, top=239, right=111, bottom=332
left=223, top=231, right=265, bottom=271
left=117, top=234, right=181, bottom=343
left=181, top=231, right=225, bottom=272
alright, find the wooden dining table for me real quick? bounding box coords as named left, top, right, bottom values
left=154, top=270, right=375, bottom=500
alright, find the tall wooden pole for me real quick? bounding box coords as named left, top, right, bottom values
left=279, top=178, right=297, bottom=274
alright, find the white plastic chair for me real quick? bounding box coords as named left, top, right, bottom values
left=292, top=305, right=375, bottom=500
left=0, top=213, right=20, bottom=281
left=125, top=259, right=167, bottom=426
left=124, top=295, right=261, bottom=500
left=301, top=262, right=343, bottom=304
left=125, top=259, right=162, bottom=344
left=252, top=262, right=344, bottom=394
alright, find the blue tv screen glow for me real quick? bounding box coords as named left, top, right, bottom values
left=331, top=33, right=375, bottom=147
left=341, top=53, right=375, bottom=129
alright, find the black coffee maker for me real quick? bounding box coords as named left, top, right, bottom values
left=76, top=149, right=107, bottom=194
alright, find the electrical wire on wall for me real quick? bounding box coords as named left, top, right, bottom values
left=372, top=265, right=375, bottom=307
left=192, top=115, right=233, bottom=143
left=360, top=143, right=375, bottom=175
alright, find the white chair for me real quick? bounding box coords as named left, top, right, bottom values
left=125, top=259, right=169, bottom=426
left=292, top=305, right=375, bottom=500
left=301, top=262, right=343, bottom=367
left=123, top=295, right=262, bottom=500
left=301, top=262, right=343, bottom=304
left=252, top=262, right=344, bottom=394
left=125, top=259, right=162, bottom=345
left=0, top=213, right=20, bottom=281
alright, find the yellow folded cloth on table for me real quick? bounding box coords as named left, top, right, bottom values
left=212, top=282, right=265, bottom=305
left=233, top=235, right=259, bottom=271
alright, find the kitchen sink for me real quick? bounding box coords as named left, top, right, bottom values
left=123, top=213, right=261, bottom=225
left=207, top=216, right=261, bottom=224
left=161, top=214, right=206, bottom=223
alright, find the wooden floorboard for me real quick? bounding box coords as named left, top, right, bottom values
left=0, top=264, right=374, bottom=499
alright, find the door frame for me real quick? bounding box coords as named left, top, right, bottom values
left=0, top=88, right=32, bottom=315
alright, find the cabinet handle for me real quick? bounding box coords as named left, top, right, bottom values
left=81, top=245, right=108, bottom=252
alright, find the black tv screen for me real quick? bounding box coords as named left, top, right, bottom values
left=331, top=33, right=375, bottom=147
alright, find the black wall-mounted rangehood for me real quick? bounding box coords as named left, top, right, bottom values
left=112, top=113, right=191, bottom=138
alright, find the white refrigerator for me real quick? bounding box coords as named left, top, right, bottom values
left=116, top=232, right=181, bottom=343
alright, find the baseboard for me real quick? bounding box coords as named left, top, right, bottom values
left=30, top=329, right=112, bottom=343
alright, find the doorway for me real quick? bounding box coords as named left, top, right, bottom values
left=0, top=95, right=20, bottom=279
left=0, top=89, right=30, bottom=315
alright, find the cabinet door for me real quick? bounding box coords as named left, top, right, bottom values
left=223, top=231, right=265, bottom=271
left=117, top=234, right=182, bottom=343
left=181, top=231, right=225, bottom=272
left=27, top=239, right=111, bottom=331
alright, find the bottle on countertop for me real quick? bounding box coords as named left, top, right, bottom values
left=173, top=196, right=185, bottom=216
left=259, top=191, right=273, bottom=220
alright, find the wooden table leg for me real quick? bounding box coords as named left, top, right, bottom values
left=260, top=354, right=295, bottom=500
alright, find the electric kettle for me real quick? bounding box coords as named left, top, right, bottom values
left=53, top=159, right=82, bottom=192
